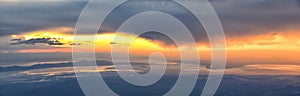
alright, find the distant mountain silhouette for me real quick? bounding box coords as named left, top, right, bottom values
left=0, top=60, right=113, bottom=73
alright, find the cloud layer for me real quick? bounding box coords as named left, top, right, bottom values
left=1, top=0, right=300, bottom=51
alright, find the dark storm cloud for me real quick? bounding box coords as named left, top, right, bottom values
left=211, top=0, right=300, bottom=37
left=139, top=31, right=176, bottom=46
left=0, top=1, right=87, bottom=36
left=98, top=0, right=300, bottom=45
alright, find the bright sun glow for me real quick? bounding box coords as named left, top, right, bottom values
left=10, top=27, right=300, bottom=63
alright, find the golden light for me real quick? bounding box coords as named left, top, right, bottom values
left=12, top=27, right=300, bottom=64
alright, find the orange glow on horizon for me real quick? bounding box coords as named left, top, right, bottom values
left=11, top=27, right=300, bottom=64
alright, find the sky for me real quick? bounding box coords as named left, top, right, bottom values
left=0, top=0, right=300, bottom=74
left=1, top=1, right=300, bottom=96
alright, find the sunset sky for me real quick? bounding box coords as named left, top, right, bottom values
left=2, top=1, right=300, bottom=96
left=0, top=0, right=300, bottom=75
